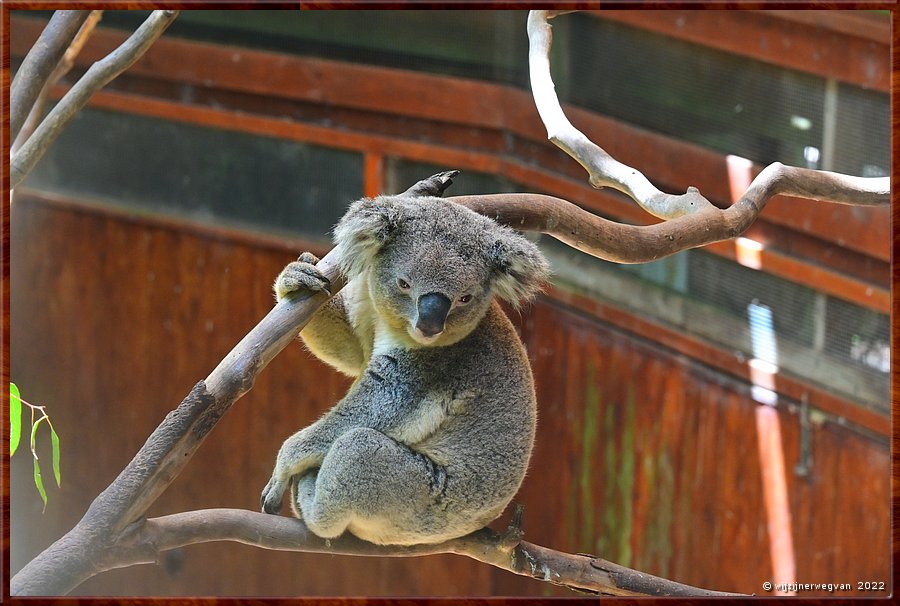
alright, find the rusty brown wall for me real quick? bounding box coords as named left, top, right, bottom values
left=9, top=196, right=889, bottom=596
left=506, top=302, right=890, bottom=596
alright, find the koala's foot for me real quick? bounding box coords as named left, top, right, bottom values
left=291, top=469, right=318, bottom=519
left=274, top=252, right=331, bottom=300
left=261, top=475, right=288, bottom=514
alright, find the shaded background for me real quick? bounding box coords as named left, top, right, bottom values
left=9, top=9, right=890, bottom=596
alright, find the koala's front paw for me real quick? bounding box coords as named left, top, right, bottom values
left=274, top=252, right=331, bottom=300
left=261, top=475, right=288, bottom=514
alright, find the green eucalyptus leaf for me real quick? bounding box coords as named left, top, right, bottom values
left=30, top=416, right=44, bottom=453
left=33, top=457, right=47, bottom=513
left=10, top=383, right=22, bottom=457
left=50, top=427, right=61, bottom=487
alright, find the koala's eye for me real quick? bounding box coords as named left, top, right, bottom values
left=458, top=294, right=473, bottom=305
left=397, top=278, right=411, bottom=291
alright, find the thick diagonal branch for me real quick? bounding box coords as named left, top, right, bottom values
left=10, top=10, right=179, bottom=189
left=526, top=10, right=889, bottom=220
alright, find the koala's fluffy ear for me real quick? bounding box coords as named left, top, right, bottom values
left=488, top=229, right=550, bottom=306
left=333, top=196, right=404, bottom=278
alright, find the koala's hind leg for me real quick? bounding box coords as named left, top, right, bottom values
left=296, top=427, right=447, bottom=545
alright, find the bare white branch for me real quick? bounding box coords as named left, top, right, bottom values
left=527, top=10, right=716, bottom=219
left=526, top=10, right=889, bottom=219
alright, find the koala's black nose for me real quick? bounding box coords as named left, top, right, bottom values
left=416, top=292, right=452, bottom=337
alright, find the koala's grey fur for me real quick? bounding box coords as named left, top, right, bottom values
left=261, top=195, right=549, bottom=546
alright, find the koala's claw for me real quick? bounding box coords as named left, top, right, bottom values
left=261, top=476, right=287, bottom=514
left=275, top=253, right=331, bottom=300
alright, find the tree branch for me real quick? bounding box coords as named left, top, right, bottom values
left=99, top=508, right=745, bottom=597
left=11, top=11, right=104, bottom=157
left=399, top=169, right=460, bottom=197
left=10, top=10, right=90, bottom=143
left=11, top=163, right=883, bottom=594
left=447, top=160, right=887, bottom=264
left=526, top=10, right=889, bottom=220
left=10, top=10, right=179, bottom=189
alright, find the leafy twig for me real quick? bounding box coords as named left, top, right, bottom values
left=10, top=383, right=62, bottom=512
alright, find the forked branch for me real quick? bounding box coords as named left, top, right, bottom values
left=10, top=10, right=179, bottom=189
left=448, top=159, right=888, bottom=264
left=12, top=11, right=104, bottom=157
left=10, top=10, right=91, bottom=143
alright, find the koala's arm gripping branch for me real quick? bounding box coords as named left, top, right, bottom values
left=205, top=250, right=346, bottom=394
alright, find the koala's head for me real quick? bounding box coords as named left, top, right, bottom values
left=334, top=195, right=549, bottom=347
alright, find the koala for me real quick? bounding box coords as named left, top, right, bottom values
left=260, top=194, right=549, bottom=546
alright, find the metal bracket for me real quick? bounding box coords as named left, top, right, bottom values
left=793, top=393, right=813, bottom=478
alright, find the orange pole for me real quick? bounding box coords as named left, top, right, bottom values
left=364, top=153, right=384, bottom=198
left=755, top=405, right=797, bottom=595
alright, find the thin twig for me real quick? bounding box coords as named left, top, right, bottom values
left=12, top=10, right=104, bottom=156
left=10, top=10, right=178, bottom=189
left=10, top=10, right=90, bottom=142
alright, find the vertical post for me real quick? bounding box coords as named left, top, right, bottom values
left=364, top=153, right=384, bottom=198
left=811, top=293, right=827, bottom=352
left=820, top=78, right=838, bottom=171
